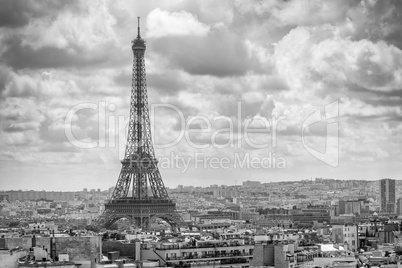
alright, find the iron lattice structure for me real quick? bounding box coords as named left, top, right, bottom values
left=97, top=19, right=183, bottom=230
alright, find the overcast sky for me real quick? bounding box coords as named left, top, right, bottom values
left=0, top=0, right=401, bottom=191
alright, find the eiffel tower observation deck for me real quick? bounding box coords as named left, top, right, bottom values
left=97, top=18, right=183, bottom=231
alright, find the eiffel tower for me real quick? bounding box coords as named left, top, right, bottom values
left=97, top=18, right=183, bottom=230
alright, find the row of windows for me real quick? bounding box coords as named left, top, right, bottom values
left=106, top=210, right=170, bottom=214
left=344, top=233, right=355, bottom=237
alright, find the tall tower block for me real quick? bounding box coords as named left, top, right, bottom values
left=379, top=178, right=396, bottom=213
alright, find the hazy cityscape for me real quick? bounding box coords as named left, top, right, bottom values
left=0, top=1, right=401, bottom=268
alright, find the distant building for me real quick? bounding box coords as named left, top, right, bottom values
left=398, top=198, right=402, bottom=215
left=383, top=222, right=400, bottom=244
left=379, top=178, right=396, bottom=213
left=332, top=224, right=358, bottom=252
left=192, top=211, right=237, bottom=223
left=292, top=205, right=330, bottom=226
left=1, top=236, right=101, bottom=267
left=213, top=189, right=237, bottom=198
left=242, top=180, right=261, bottom=187
left=345, top=200, right=361, bottom=215
left=142, top=239, right=254, bottom=267
left=257, top=208, right=293, bottom=228
left=239, top=210, right=260, bottom=221
left=338, top=199, right=365, bottom=215
left=0, top=190, right=76, bottom=202
left=251, top=239, right=304, bottom=268
left=338, top=198, right=370, bottom=216
left=330, top=214, right=356, bottom=225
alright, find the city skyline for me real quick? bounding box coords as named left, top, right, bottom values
left=0, top=1, right=401, bottom=191
left=0, top=177, right=397, bottom=193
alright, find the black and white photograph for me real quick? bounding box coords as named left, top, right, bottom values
left=0, top=1, right=401, bottom=267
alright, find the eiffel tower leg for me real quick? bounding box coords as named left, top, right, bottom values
left=112, top=169, right=132, bottom=199
left=96, top=209, right=120, bottom=229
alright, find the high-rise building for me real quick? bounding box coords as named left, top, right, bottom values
left=379, top=178, right=396, bottom=213
left=397, top=198, right=402, bottom=215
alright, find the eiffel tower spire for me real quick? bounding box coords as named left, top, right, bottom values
left=137, top=16, right=141, bottom=38
left=97, top=18, right=183, bottom=230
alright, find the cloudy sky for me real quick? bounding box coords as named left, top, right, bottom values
left=0, top=0, right=401, bottom=191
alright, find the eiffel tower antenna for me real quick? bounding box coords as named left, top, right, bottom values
left=96, top=19, right=184, bottom=231
left=137, top=17, right=141, bottom=38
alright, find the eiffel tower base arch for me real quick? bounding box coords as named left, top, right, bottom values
left=98, top=199, right=184, bottom=231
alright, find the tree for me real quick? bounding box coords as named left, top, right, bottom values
left=108, top=223, right=118, bottom=230
left=85, top=225, right=99, bottom=232
left=394, top=245, right=402, bottom=256
left=8, top=221, right=19, bottom=228
left=212, top=232, right=220, bottom=240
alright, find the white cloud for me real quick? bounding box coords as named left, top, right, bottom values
left=274, top=25, right=402, bottom=97
left=234, top=0, right=356, bottom=26
left=146, top=8, right=210, bottom=38
left=271, top=0, right=355, bottom=26
left=341, top=98, right=402, bottom=118
left=242, top=91, right=265, bottom=103
left=20, top=1, right=117, bottom=51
